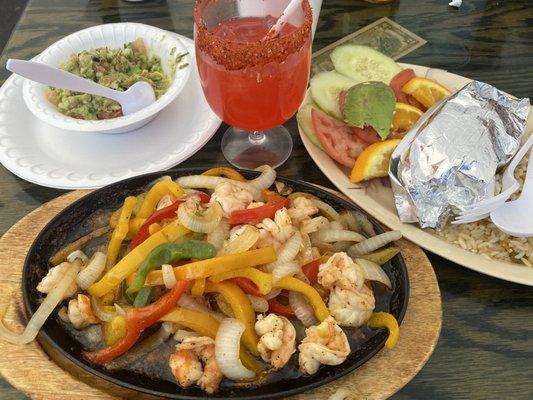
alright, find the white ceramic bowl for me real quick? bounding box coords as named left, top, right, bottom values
left=22, top=23, right=191, bottom=134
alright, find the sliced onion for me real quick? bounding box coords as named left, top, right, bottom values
left=272, top=261, right=301, bottom=283
left=114, top=303, right=127, bottom=316
left=174, top=329, right=201, bottom=342
left=311, top=230, right=365, bottom=244
left=300, top=216, right=330, bottom=235
left=215, top=318, right=256, bottom=380
left=76, top=251, right=106, bottom=290
left=215, top=295, right=234, bottom=318
left=356, top=258, right=392, bottom=289
left=264, top=232, right=302, bottom=272
left=352, top=210, right=376, bottom=237
left=331, top=241, right=352, bottom=252
left=327, top=220, right=344, bottom=231
left=289, top=291, right=317, bottom=327
left=247, top=295, right=269, bottom=313
left=274, top=181, right=293, bottom=196
left=178, top=202, right=222, bottom=233
left=338, top=211, right=358, bottom=232
left=67, top=250, right=89, bottom=264
left=90, top=295, right=116, bottom=322
left=0, top=263, right=79, bottom=345
left=348, top=231, right=402, bottom=257
left=218, top=225, right=259, bottom=256
left=178, top=294, right=225, bottom=322
left=162, top=264, right=177, bottom=289
left=57, top=306, right=69, bottom=323
left=107, top=323, right=174, bottom=369
left=49, top=226, right=110, bottom=266
left=265, top=288, right=282, bottom=300
left=312, top=199, right=340, bottom=220
left=250, top=165, right=276, bottom=190
left=207, top=218, right=230, bottom=251
left=176, top=175, right=263, bottom=201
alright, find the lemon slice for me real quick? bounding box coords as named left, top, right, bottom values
left=392, top=102, right=424, bottom=132
left=401, top=77, right=451, bottom=108
left=350, top=139, right=401, bottom=183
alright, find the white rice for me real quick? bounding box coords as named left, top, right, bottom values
left=434, top=154, right=533, bottom=266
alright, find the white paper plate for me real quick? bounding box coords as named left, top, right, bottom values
left=299, top=63, right=533, bottom=285
left=0, top=34, right=221, bottom=189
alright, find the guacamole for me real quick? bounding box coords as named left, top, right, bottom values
left=47, top=38, right=174, bottom=120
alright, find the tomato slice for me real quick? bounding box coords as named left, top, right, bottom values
left=351, top=126, right=381, bottom=144
left=311, top=109, right=368, bottom=168
left=390, top=69, right=415, bottom=103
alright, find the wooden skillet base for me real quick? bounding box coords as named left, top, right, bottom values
left=0, top=190, right=442, bottom=400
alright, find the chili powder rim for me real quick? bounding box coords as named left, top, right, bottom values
left=194, top=0, right=312, bottom=71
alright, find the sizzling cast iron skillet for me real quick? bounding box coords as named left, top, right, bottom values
left=22, top=168, right=409, bottom=399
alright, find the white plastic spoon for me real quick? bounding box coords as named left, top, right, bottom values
left=490, top=147, right=533, bottom=237
left=6, top=59, right=156, bottom=115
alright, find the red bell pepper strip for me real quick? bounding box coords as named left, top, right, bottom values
left=233, top=277, right=264, bottom=297
left=129, top=192, right=211, bottom=249
left=302, top=259, right=320, bottom=285
left=267, top=298, right=295, bottom=317
left=84, top=280, right=190, bottom=364
left=228, top=195, right=289, bottom=225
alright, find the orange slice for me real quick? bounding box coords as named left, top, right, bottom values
left=392, top=102, right=424, bottom=132
left=401, top=77, right=451, bottom=108
left=350, top=139, right=401, bottom=183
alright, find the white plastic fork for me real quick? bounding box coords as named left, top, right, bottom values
left=452, top=133, right=533, bottom=224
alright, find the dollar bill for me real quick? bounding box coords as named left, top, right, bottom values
left=312, top=17, right=427, bottom=75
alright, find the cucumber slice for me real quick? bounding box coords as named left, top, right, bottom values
left=331, top=44, right=403, bottom=84
left=310, top=71, right=358, bottom=119
left=297, top=103, right=324, bottom=150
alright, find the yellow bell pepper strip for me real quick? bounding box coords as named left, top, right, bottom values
left=367, top=312, right=400, bottom=349
left=201, top=167, right=247, bottom=182
left=204, top=280, right=259, bottom=355
left=106, top=196, right=137, bottom=269
left=191, top=278, right=206, bottom=296
left=136, top=180, right=185, bottom=219
left=109, top=207, right=122, bottom=228
left=127, top=240, right=216, bottom=295
left=148, top=222, right=162, bottom=235
left=161, top=307, right=219, bottom=338
left=145, top=247, right=277, bottom=286
left=360, top=247, right=401, bottom=266
left=160, top=307, right=262, bottom=373
left=103, top=315, right=127, bottom=346
left=209, top=268, right=273, bottom=296
left=88, top=221, right=190, bottom=297
left=273, top=276, right=330, bottom=322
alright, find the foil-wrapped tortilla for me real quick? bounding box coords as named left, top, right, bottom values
left=389, top=80, right=530, bottom=229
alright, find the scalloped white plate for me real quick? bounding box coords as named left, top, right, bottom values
left=299, top=63, right=533, bottom=286
left=0, top=34, right=221, bottom=189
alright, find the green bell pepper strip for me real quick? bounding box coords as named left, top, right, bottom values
left=126, top=240, right=216, bottom=295
left=133, top=287, right=154, bottom=307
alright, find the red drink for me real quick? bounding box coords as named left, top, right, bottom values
left=196, top=17, right=311, bottom=131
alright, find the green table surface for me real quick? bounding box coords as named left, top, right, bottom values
left=0, top=0, right=532, bottom=398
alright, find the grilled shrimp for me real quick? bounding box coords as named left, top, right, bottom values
left=318, top=252, right=375, bottom=327
left=287, top=196, right=319, bottom=224
left=298, top=316, right=350, bottom=375
left=210, top=182, right=253, bottom=217
left=328, top=284, right=375, bottom=327
left=37, top=262, right=78, bottom=299
left=317, top=252, right=364, bottom=292
left=255, top=314, right=296, bottom=369
left=67, top=294, right=99, bottom=329
left=169, top=336, right=222, bottom=394
left=257, top=208, right=294, bottom=244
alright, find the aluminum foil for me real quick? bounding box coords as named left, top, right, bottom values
left=389, top=80, right=530, bottom=229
